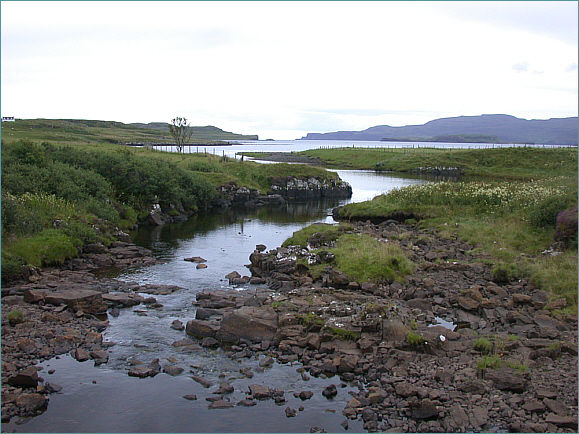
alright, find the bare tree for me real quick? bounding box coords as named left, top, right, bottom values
left=168, top=117, right=193, bottom=153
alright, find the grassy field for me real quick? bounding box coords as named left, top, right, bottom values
left=1, top=118, right=257, bottom=145
left=321, top=147, right=578, bottom=313
left=247, top=146, right=577, bottom=180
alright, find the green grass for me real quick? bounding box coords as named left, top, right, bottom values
left=477, top=354, right=502, bottom=370
left=338, top=174, right=577, bottom=312
left=297, top=313, right=325, bottom=329
left=4, top=229, right=78, bottom=268
left=473, top=337, right=493, bottom=354
left=322, top=326, right=360, bottom=341
left=290, top=147, right=577, bottom=180
left=298, top=233, right=414, bottom=283
left=283, top=223, right=353, bottom=247
left=406, top=331, right=426, bottom=346
left=1, top=118, right=257, bottom=145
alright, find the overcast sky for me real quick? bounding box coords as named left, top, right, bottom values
left=2, top=1, right=577, bottom=139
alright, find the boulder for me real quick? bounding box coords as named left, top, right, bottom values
left=128, top=359, right=161, bottom=378
left=15, top=393, right=48, bottom=413
left=171, top=320, right=185, bottom=331
left=411, top=399, right=439, bottom=420
left=249, top=384, right=272, bottom=399
left=102, top=293, right=142, bottom=308
left=163, top=365, right=184, bottom=376
left=73, top=348, right=91, bottom=362
left=208, top=400, right=233, bottom=409
left=7, top=367, right=39, bottom=388
left=23, top=289, right=106, bottom=313
left=485, top=367, right=528, bottom=392
left=217, top=306, right=278, bottom=344
left=90, top=350, right=109, bottom=365
left=185, top=320, right=220, bottom=339
left=184, top=256, right=207, bottom=263
left=322, top=384, right=338, bottom=398
left=544, top=414, right=577, bottom=429
left=225, top=271, right=241, bottom=281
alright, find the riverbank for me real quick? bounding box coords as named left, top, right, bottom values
left=243, top=147, right=577, bottom=179
left=174, top=219, right=578, bottom=432
left=1, top=140, right=351, bottom=283
left=3, top=218, right=577, bottom=432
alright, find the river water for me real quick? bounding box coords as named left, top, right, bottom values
left=6, top=170, right=426, bottom=433
left=145, top=138, right=561, bottom=159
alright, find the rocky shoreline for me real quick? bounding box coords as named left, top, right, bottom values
left=2, top=221, right=577, bottom=432
left=182, top=220, right=578, bottom=432
left=148, top=175, right=353, bottom=225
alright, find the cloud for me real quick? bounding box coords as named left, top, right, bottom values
left=513, top=62, right=529, bottom=72
left=438, top=1, right=578, bottom=45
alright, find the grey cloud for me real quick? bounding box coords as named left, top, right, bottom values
left=439, top=2, right=577, bottom=45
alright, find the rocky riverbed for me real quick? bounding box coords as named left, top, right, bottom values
left=2, top=222, right=577, bottom=432
left=183, top=220, right=578, bottom=432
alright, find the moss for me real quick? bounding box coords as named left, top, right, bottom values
left=322, top=326, right=360, bottom=341
left=297, top=313, right=325, bottom=329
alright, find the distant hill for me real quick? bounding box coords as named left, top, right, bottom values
left=1, top=119, right=257, bottom=144
left=130, top=122, right=258, bottom=141
left=302, top=114, right=578, bottom=145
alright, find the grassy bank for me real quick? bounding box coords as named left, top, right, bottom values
left=274, top=146, right=577, bottom=313
left=247, top=147, right=577, bottom=180
left=1, top=139, right=339, bottom=282
left=283, top=223, right=414, bottom=283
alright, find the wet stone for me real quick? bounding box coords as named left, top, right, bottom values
left=208, top=399, right=233, bottom=409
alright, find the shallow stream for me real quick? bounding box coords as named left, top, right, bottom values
left=6, top=170, right=426, bottom=433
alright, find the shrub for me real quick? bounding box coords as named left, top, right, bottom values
left=528, top=196, right=570, bottom=228
left=492, top=263, right=523, bottom=284
left=406, top=331, right=426, bottom=346
left=7, top=310, right=24, bottom=326
left=1, top=253, right=29, bottom=283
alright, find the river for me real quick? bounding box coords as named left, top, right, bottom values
left=6, top=170, right=426, bottom=433
left=143, top=138, right=564, bottom=159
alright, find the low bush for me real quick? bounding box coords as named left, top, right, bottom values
left=528, top=196, right=571, bottom=228
left=406, top=331, right=426, bottom=346
left=7, top=310, right=25, bottom=326
left=492, top=262, right=524, bottom=284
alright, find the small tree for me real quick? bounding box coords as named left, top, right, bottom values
left=168, top=117, right=193, bottom=153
